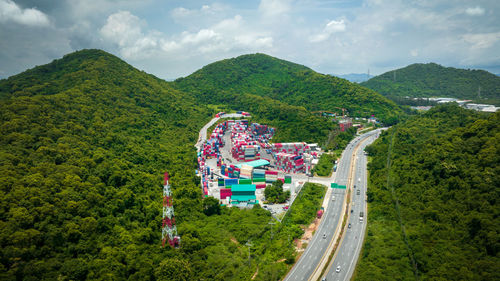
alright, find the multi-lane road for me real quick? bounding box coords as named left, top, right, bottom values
left=285, top=129, right=381, bottom=281
left=196, top=114, right=382, bottom=280
left=322, top=132, right=379, bottom=281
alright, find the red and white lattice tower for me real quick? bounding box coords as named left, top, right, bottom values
left=162, top=172, right=180, bottom=248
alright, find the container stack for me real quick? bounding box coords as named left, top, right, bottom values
left=224, top=178, right=239, bottom=187
left=218, top=178, right=225, bottom=187
left=271, top=142, right=311, bottom=155
left=265, top=170, right=279, bottom=183
left=274, top=153, right=304, bottom=173
left=303, top=153, right=314, bottom=175
left=284, top=175, right=292, bottom=184
left=201, top=122, right=228, bottom=158
left=250, top=123, right=275, bottom=148
left=239, top=164, right=253, bottom=179
left=250, top=123, right=269, bottom=135
left=220, top=188, right=232, bottom=199
left=252, top=169, right=266, bottom=182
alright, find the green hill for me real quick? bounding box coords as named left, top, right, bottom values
left=361, top=63, right=500, bottom=105
left=0, top=49, right=309, bottom=280
left=174, top=53, right=403, bottom=125
left=356, top=104, right=499, bottom=280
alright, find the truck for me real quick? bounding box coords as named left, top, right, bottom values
left=317, top=208, right=324, bottom=219
left=359, top=211, right=364, bottom=222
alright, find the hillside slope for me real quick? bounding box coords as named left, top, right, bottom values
left=361, top=63, right=500, bottom=104
left=0, top=50, right=304, bottom=280
left=174, top=53, right=403, bottom=124
left=356, top=104, right=499, bottom=280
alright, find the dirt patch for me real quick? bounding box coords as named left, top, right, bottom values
left=294, top=217, right=321, bottom=251
left=230, top=237, right=239, bottom=244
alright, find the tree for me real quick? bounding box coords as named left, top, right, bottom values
left=202, top=197, right=221, bottom=216
left=265, top=180, right=289, bottom=204
left=154, top=259, right=193, bottom=281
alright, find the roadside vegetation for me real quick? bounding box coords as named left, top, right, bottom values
left=313, top=153, right=335, bottom=177
left=264, top=180, right=290, bottom=204
left=356, top=104, right=499, bottom=280
left=0, top=49, right=335, bottom=280
left=283, top=183, right=326, bottom=226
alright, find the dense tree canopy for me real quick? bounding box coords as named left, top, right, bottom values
left=356, top=104, right=500, bottom=280
left=174, top=53, right=404, bottom=126
left=264, top=180, right=290, bottom=204
left=0, top=49, right=335, bottom=280
left=362, top=62, right=500, bottom=105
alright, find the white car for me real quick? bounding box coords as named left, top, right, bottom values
left=336, top=266, right=341, bottom=273
left=332, top=196, right=335, bottom=201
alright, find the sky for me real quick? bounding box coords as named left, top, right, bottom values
left=1, top=0, right=499, bottom=80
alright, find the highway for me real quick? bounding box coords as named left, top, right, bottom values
left=196, top=113, right=383, bottom=280
left=322, top=131, right=380, bottom=281
left=285, top=129, right=381, bottom=281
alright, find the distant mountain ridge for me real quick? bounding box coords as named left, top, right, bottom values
left=174, top=53, right=403, bottom=124
left=335, top=73, right=373, bottom=83
left=361, top=63, right=500, bottom=104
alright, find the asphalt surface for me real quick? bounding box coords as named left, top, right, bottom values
left=195, top=113, right=244, bottom=151
left=285, top=130, right=381, bottom=281
left=197, top=115, right=383, bottom=281
left=323, top=131, right=381, bottom=281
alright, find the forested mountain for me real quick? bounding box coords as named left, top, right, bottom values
left=356, top=104, right=499, bottom=280
left=174, top=53, right=403, bottom=125
left=361, top=63, right=500, bottom=105
left=0, top=49, right=312, bottom=280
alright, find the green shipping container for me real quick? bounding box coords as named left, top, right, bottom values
left=284, top=177, right=292, bottom=184
left=252, top=177, right=266, bottom=182
left=239, top=178, right=252, bottom=184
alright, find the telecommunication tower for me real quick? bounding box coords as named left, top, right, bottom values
left=162, top=171, right=180, bottom=248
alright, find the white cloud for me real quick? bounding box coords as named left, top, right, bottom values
left=259, top=0, right=291, bottom=17
left=465, top=6, right=485, bottom=16
left=462, top=32, right=500, bottom=49
left=310, top=19, right=346, bottom=43
left=100, top=11, right=160, bottom=59
left=0, top=0, right=50, bottom=26
left=100, top=10, right=273, bottom=60
left=410, top=49, right=418, bottom=57
left=180, top=29, right=219, bottom=45
left=171, top=3, right=227, bottom=23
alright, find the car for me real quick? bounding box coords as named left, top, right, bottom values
left=336, top=266, right=341, bottom=273
left=323, top=233, right=326, bottom=239
left=348, top=223, right=351, bottom=228
left=354, top=185, right=356, bottom=188
left=357, top=189, right=360, bottom=195
left=351, top=209, right=354, bottom=213
left=321, top=278, right=327, bottom=281
left=332, top=196, right=335, bottom=201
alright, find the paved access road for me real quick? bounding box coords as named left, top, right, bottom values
left=322, top=131, right=381, bottom=281
left=285, top=130, right=381, bottom=281
left=195, top=113, right=244, bottom=151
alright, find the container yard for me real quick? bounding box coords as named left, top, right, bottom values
left=196, top=113, right=324, bottom=210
